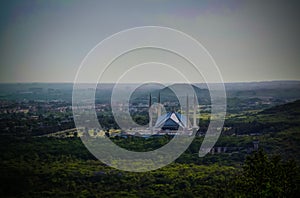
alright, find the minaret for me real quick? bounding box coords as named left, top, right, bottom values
left=149, top=93, right=153, bottom=130
left=157, top=92, right=161, bottom=117
left=186, top=94, right=189, bottom=129
left=193, top=93, right=197, bottom=128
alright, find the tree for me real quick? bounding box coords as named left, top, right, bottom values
left=235, top=149, right=299, bottom=197
left=73, top=131, right=78, bottom=137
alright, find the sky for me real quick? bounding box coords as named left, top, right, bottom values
left=0, top=0, right=299, bottom=83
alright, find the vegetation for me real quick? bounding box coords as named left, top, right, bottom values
left=0, top=83, right=300, bottom=197
left=235, top=149, right=299, bottom=197
left=1, top=138, right=300, bottom=196
left=0, top=133, right=299, bottom=197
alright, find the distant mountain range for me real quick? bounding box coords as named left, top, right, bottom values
left=0, top=81, right=299, bottom=105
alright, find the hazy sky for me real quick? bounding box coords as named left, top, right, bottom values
left=0, top=0, right=299, bottom=83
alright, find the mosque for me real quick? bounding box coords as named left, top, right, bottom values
left=148, top=92, right=198, bottom=136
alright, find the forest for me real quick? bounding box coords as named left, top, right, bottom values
left=0, top=135, right=299, bottom=197
left=0, top=83, right=300, bottom=197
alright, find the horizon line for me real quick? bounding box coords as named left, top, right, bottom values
left=0, top=80, right=299, bottom=84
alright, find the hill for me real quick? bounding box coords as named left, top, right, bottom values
left=261, top=99, right=300, bottom=115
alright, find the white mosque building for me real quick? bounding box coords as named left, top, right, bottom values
left=148, top=93, right=198, bottom=136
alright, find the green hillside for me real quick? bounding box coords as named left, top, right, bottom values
left=261, top=99, right=300, bottom=115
